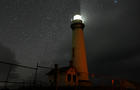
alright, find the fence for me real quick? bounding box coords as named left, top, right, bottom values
left=0, top=60, right=53, bottom=89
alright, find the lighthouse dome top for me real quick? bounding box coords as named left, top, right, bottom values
left=73, top=15, right=82, bottom=20
left=71, top=15, right=84, bottom=23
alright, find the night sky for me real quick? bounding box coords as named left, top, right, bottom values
left=0, top=0, right=140, bottom=83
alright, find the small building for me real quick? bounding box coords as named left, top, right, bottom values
left=120, top=80, right=136, bottom=89
left=47, top=65, right=79, bottom=87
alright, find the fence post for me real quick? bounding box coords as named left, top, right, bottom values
left=5, top=64, right=12, bottom=89
left=54, top=64, right=58, bottom=90
left=33, top=62, right=39, bottom=87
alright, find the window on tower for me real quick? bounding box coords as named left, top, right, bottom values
left=67, top=74, right=71, bottom=82
left=72, top=48, right=75, bottom=57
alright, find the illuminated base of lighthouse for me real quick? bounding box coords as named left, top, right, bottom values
left=78, top=80, right=92, bottom=86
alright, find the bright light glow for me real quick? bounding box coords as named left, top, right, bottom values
left=71, top=14, right=85, bottom=23
left=73, top=15, right=82, bottom=20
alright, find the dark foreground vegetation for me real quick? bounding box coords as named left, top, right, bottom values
left=0, top=86, right=138, bottom=90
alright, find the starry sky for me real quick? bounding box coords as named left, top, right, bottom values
left=0, top=0, right=140, bottom=83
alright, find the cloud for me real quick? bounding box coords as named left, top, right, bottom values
left=83, top=0, right=140, bottom=82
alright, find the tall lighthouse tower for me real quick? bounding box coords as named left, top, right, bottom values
left=47, top=15, right=91, bottom=87
left=71, top=15, right=91, bottom=86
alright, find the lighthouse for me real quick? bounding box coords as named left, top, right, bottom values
left=47, top=15, right=91, bottom=87
left=71, top=15, right=91, bottom=86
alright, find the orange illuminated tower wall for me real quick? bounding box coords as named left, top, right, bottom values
left=71, top=20, right=91, bottom=86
